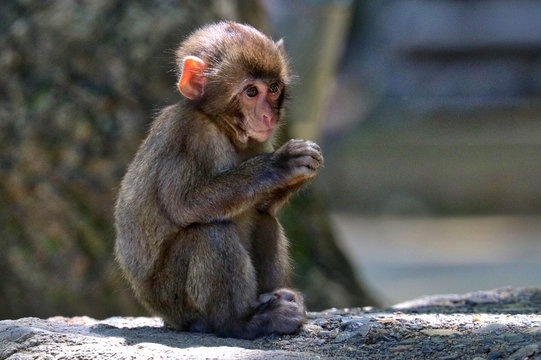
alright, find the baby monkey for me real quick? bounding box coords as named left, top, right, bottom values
left=114, top=21, right=323, bottom=339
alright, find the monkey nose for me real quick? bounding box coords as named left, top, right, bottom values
left=262, top=114, right=275, bottom=128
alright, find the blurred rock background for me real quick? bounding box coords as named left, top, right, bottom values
left=321, top=0, right=541, bottom=214
left=315, top=0, right=541, bottom=304
left=2, top=0, right=541, bottom=320
left=1, top=0, right=217, bottom=319
left=0, top=0, right=372, bottom=320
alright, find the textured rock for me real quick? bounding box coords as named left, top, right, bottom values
left=1, top=287, right=540, bottom=359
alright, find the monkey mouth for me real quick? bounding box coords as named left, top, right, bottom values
left=249, top=126, right=274, bottom=134
left=245, top=116, right=275, bottom=133
left=230, top=116, right=274, bottom=143
left=247, top=127, right=273, bottom=142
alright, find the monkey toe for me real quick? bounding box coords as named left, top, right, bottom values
left=251, top=300, right=304, bottom=335
left=258, top=292, right=278, bottom=304
left=273, top=288, right=297, bottom=301
left=268, top=300, right=305, bottom=334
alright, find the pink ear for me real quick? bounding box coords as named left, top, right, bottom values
left=178, top=56, right=207, bottom=99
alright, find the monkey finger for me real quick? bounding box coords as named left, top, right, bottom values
left=306, top=141, right=322, bottom=154
left=275, top=140, right=301, bottom=156
left=283, top=143, right=319, bottom=157
left=281, top=139, right=305, bottom=149
left=304, top=158, right=322, bottom=171
left=302, top=140, right=320, bottom=151
left=307, top=147, right=324, bottom=164
left=289, top=157, right=320, bottom=172
left=304, top=154, right=322, bottom=170
left=281, top=139, right=307, bottom=152
left=280, top=139, right=317, bottom=153
left=287, top=151, right=323, bottom=170
left=301, top=141, right=322, bottom=156
left=296, top=147, right=324, bottom=165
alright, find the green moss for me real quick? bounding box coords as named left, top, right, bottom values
left=44, top=236, right=62, bottom=253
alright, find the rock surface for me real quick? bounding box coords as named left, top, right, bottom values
left=1, top=287, right=540, bottom=359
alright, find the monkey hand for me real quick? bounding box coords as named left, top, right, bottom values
left=271, top=139, right=323, bottom=187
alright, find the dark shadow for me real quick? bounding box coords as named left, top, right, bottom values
left=88, top=324, right=261, bottom=349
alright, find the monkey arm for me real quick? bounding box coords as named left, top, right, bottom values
left=157, top=154, right=281, bottom=227
left=155, top=135, right=321, bottom=227
left=255, top=183, right=304, bottom=216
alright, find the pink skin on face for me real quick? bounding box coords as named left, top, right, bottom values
left=240, top=79, right=283, bottom=142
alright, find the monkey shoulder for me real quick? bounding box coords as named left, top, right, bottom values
left=143, top=104, right=237, bottom=176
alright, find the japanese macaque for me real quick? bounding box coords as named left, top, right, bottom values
left=114, top=21, right=323, bottom=339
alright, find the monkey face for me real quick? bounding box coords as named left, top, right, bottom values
left=176, top=21, right=290, bottom=145
left=238, top=79, right=284, bottom=142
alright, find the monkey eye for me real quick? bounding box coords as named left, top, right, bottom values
left=245, top=86, right=258, bottom=98
left=269, top=83, right=280, bottom=94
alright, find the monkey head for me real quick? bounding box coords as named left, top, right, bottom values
left=175, top=22, right=290, bottom=144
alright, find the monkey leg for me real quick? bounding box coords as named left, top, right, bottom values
left=178, top=221, right=304, bottom=339
left=182, top=222, right=259, bottom=335
left=244, top=214, right=307, bottom=338
left=251, top=213, right=291, bottom=293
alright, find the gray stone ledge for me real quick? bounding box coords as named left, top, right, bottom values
left=1, top=287, right=540, bottom=359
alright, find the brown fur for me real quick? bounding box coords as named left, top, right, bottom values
left=114, top=22, right=322, bottom=339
